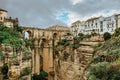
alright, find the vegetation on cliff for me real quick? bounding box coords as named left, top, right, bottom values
left=32, top=70, right=48, bottom=80
left=0, top=24, right=31, bottom=54
left=88, top=28, right=120, bottom=80
left=0, top=24, right=32, bottom=79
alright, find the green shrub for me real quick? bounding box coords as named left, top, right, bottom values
left=103, top=32, right=111, bottom=41
left=40, top=70, right=48, bottom=78
left=32, top=70, right=48, bottom=80
left=32, top=74, right=41, bottom=80
left=88, top=61, right=120, bottom=80
left=0, top=24, right=13, bottom=32
left=21, top=67, right=31, bottom=76
left=78, top=33, right=84, bottom=40
left=57, top=39, right=70, bottom=46
left=88, top=62, right=109, bottom=80
left=113, top=28, right=120, bottom=37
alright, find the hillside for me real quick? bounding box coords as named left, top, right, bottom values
left=88, top=31, right=120, bottom=80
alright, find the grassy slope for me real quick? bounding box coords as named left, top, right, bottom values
left=88, top=36, right=120, bottom=80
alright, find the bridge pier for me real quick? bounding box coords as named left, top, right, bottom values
left=35, top=46, right=40, bottom=74
left=32, top=39, right=40, bottom=74
left=22, top=26, right=71, bottom=80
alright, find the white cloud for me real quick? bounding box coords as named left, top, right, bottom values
left=86, top=10, right=120, bottom=18
left=66, top=10, right=120, bottom=27
left=55, top=9, right=120, bottom=28
left=71, top=0, right=83, bottom=5
left=56, top=11, right=81, bottom=26
left=2, top=0, right=120, bottom=28
left=67, top=12, right=81, bottom=26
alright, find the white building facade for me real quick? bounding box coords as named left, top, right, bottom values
left=71, top=14, right=120, bottom=35
left=71, top=21, right=81, bottom=37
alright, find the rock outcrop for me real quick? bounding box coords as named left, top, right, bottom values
left=54, top=36, right=103, bottom=80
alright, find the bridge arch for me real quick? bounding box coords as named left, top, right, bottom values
left=21, top=26, right=71, bottom=79
left=53, top=33, right=57, bottom=38
left=23, top=30, right=33, bottom=40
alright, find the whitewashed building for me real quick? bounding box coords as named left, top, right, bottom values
left=71, top=14, right=120, bottom=35
left=115, top=14, right=120, bottom=28
left=84, top=17, right=100, bottom=34
left=77, top=21, right=86, bottom=34
left=99, top=15, right=117, bottom=34
left=71, top=20, right=81, bottom=37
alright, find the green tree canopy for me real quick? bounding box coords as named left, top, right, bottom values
left=103, top=32, right=111, bottom=41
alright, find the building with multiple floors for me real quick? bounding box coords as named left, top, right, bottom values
left=71, top=21, right=80, bottom=37
left=0, top=8, right=19, bottom=28
left=71, top=14, right=120, bottom=35
left=0, top=9, right=7, bottom=22
left=85, top=17, right=100, bottom=34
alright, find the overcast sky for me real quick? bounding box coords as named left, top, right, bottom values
left=0, top=0, right=120, bottom=28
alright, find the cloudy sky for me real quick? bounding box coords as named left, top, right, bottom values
left=0, top=0, right=120, bottom=28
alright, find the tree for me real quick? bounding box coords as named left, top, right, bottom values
left=103, top=32, right=111, bottom=41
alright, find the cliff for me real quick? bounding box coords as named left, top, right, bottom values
left=54, top=35, right=104, bottom=80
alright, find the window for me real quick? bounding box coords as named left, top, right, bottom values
left=112, top=23, right=114, bottom=27
left=101, top=29, right=103, bottom=32
left=112, top=29, right=114, bottom=31
left=0, top=17, right=2, bottom=20
left=88, top=24, right=89, bottom=27
left=91, top=24, right=93, bottom=26
left=100, top=21, right=103, bottom=28
left=96, top=23, right=97, bottom=25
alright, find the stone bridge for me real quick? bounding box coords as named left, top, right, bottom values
left=22, top=26, right=71, bottom=80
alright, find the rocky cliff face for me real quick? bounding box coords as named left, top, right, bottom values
left=0, top=43, right=32, bottom=80
left=54, top=36, right=103, bottom=80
